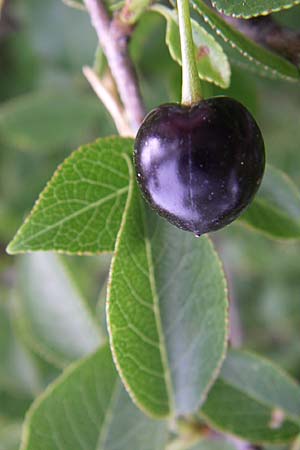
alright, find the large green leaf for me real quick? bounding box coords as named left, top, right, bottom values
left=7, top=137, right=133, bottom=255
left=191, top=0, right=300, bottom=82
left=152, top=5, right=230, bottom=88
left=16, top=253, right=102, bottom=367
left=211, top=0, right=300, bottom=18
left=107, top=182, right=228, bottom=418
left=21, top=345, right=168, bottom=450
left=0, top=88, right=113, bottom=152
left=201, top=349, right=300, bottom=443
left=240, top=165, right=300, bottom=239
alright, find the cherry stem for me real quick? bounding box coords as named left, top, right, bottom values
left=177, top=0, right=202, bottom=105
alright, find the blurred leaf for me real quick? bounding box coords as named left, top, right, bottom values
left=0, top=421, right=22, bottom=450
left=201, top=349, right=300, bottom=443
left=191, top=0, right=300, bottom=82
left=62, top=0, right=86, bottom=10
left=0, top=302, right=41, bottom=397
left=211, top=0, right=300, bottom=18
left=107, top=182, right=228, bottom=418
left=0, top=88, right=113, bottom=152
left=21, top=345, right=168, bottom=450
left=24, top=0, right=96, bottom=72
left=152, top=5, right=230, bottom=88
left=7, top=137, right=133, bottom=255
left=17, top=253, right=102, bottom=367
left=189, top=439, right=236, bottom=450
left=241, top=165, right=300, bottom=239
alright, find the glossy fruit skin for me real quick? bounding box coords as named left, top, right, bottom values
left=134, top=97, right=265, bottom=236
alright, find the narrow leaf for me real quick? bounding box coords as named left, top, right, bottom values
left=201, top=349, right=300, bottom=443
left=152, top=5, right=230, bottom=88
left=241, top=165, right=300, bottom=239
left=191, top=0, right=300, bottom=82
left=21, top=345, right=168, bottom=450
left=7, top=137, right=133, bottom=255
left=17, top=253, right=102, bottom=367
left=211, top=0, right=300, bottom=18
left=107, top=182, right=228, bottom=418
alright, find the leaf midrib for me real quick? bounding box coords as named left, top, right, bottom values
left=9, top=186, right=129, bottom=251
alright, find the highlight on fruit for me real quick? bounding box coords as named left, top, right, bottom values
left=134, top=96, right=265, bottom=236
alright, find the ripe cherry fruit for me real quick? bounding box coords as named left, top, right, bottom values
left=134, top=97, right=265, bottom=236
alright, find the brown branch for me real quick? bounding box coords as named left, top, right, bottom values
left=83, top=0, right=145, bottom=134
left=222, top=14, right=300, bottom=66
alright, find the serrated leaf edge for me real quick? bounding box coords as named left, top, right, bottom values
left=19, top=346, right=114, bottom=450
left=191, top=0, right=300, bottom=82
left=211, top=0, right=300, bottom=19
left=7, top=136, right=133, bottom=256
left=106, top=159, right=174, bottom=419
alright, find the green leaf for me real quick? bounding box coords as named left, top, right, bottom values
left=0, top=88, right=113, bottom=152
left=211, top=0, right=300, bottom=18
left=0, top=422, right=22, bottom=450
left=241, top=165, right=300, bottom=239
left=107, top=182, right=228, bottom=418
left=189, top=439, right=236, bottom=450
left=7, top=137, right=133, bottom=255
left=21, top=345, right=168, bottom=450
left=191, top=0, right=300, bottom=82
left=0, top=301, right=41, bottom=397
left=152, top=5, right=230, bottom=88
left=201, top=349, right=300, bottom=443
left=62, top=0, right=86, bottom=11
left=16, top=253, right=102, bottom=367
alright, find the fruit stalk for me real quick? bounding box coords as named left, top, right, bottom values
left=177, top=0, right=202, bottom=105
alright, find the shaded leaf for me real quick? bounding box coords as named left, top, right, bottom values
left=7, top=137, right=133, bottom=255
left=21, top=345, right=168, bottom=450
left=107, top=182, right=228, bottom=418
left=241, top=165, right=300, bottom=239
left=0, top=422, right=22, bottom=450
left=211, top=0, right=300, bottom=18
left=201, top=349, right=300, bottom=443
left=0, top=301, right=41, bottom=397
left=191, top=0, right=300, bottom=82
left=152, top=5, right=230, bottom=88
left=17, top=253, right=102, bottom=367
left=189, top=439, right=236, bottom=450
left=0, top=88, right=113, bottom=152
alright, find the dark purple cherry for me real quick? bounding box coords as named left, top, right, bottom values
left=134, top=97, right=265, bottom=236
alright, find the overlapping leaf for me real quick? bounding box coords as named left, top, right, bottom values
left=201, top=350, right=300, bottom=443
left=152, top=5, right=230, bottom=88
left=241, top=165, right=300, bottom=239
left=107, top=182, right=228, bottom=418
left=191, top=0, right=300, bottom=82
left=7, top=137, right=134, bottom=255
left=211, top=0, right=300, bottom=18
left=17, top=253, right=102, bottom=367
left=21, top=345, right=168, bottom=450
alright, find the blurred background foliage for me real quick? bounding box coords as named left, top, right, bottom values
left=0, top=0, right=300, bottom=449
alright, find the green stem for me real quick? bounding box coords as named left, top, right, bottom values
left=177, top=0, right=202, bottom=104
